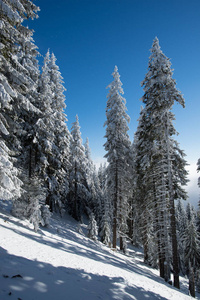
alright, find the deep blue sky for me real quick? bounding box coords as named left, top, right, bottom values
left=28, top=0, right=200, bottom=205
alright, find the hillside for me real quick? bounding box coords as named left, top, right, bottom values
left=0, top=201, right=198, bottom=300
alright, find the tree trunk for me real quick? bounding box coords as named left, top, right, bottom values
left=113, top=163, right=118, bottom=249
left=127, top=207, right=133, bottom=243
left=143, top=208, right=149, bottom=263
left=170, top=199, right=180, bottom=288
left=120, top=236, right=123, bottom=250
left=119, top=184, right=123, bottom=251
left=46, top=193, right=53, bottom=212
left=29, top=146, right=32, bottom=178
left=159, top=256, right=165, bottom=279
left=74, top=160, right=79, bottom=221
left=189, top=267, right=195, bottom=298
left=113, top=213, right=117, bottom=248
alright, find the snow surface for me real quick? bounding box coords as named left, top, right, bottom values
left=0, top=201, right=198, bottom=300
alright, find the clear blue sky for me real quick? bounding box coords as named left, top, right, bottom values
left=28, top=0, right=200, bottom=206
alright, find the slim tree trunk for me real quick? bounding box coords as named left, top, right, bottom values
left=189, top=267, right=195, bottom=298
left=74, top=160, right=79, bottom=221
left=143, top=207, right=149, bottom=263
left=128, top=203, right=133, bottom=243
left=46, top=193, right=53, bottom=212
left=113, top=163, right=118, bottom=249
left=119, top=182, right=123, bottom=251
left=170, top=199, right=180, bottom=288
left=29, top=146, right=32, bottom=178
left=113, top=207, right=117, bottom=248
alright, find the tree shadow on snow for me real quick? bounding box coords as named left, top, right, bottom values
left=0, top=218, right=160, bottom=284
left=0, top=246, right=169, bottom=300
left=0, top=212, right=181, bottom=291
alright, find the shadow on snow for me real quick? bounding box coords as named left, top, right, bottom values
left=0, top=246, right=168, bottom=300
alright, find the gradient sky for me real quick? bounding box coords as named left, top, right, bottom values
left=27, top=0, right=200, bottom=206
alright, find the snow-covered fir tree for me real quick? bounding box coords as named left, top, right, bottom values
left=134, top=106, right=155, bottom=263
left=0, top=118, right=22, bottom=200
left=184, top=204, right=200, bottom=274
left=84, top=138, right=104, bottom=226
left=68, top=115, right=90, bottom=221
left=126, top=138, right=140, bottom=247
left=98, top=163, right=112, bottom=245
left=197, top=201, right=200, bottom=233
left=0, top=0, right=43, bottom=212
left=176, top=200, right=187, bottom=275
left=98, top=163, right=107, bottom=191
left=98, top=163, right=110, bottom=224
left=35, top=50, right=70, bottom=214
left=184, top=204, right=200, bottom=297
left=46, top=52, right=71, bottom=212
left=99, top=213, right=111, bottom=246
left=104, top=66, right=132, bottom=250
left=197, top=158, right=200, bottom=188
left=35, top=50, right=56, bottom=212
left=87, top=213, right=98, bottom=241
left=134, top=37, right=188, bottom=288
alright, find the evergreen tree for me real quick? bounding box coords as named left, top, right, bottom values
left=0, top=0, right=42, bottom=208
left=68, top=115, right=89, bottom=221
left=98, top=163, right=107, bottom=191
left=0, top=120, right=22, bottom=199
left=135, top=37, right=188, bottom=287
left=47, top=52, right=70, bottom=212
left=35, top=51, right=70, bottom=214
left=98, top=163, right=110, bottom=222
left=197, top=161, right=200, bottom=233
left=104, top=66, right=131, bottom=249
left=98, top=163, right=111, bottom=245
left=184, top=204, right=200, bottom=275
left=176, top=199, right=187, bottom=275
left=35, top=50, right=56, bottom=212
left=84, top=138, right=103, bottom=224
left=197, top=158, right=200, bottom=188
left=99, top=213, right=111, bottom=246
left=197, top=201, right=200, bottom=233
left=134, top=107, right=153, bottom=262
left=88, top=213, right=98, bottom=241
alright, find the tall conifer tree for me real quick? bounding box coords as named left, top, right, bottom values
left=0, top=0, right=40, bottom=204
left=135, top=38, right=188, bottom=287
left=47, top=52, right=70, bottom=212
left=197, top=158, right=200, bottom=188
left=104, top=66, right=131, bottom=249
left=68, top=115, right=89, bottom=220
left=35, top=51, right=70, bottom=213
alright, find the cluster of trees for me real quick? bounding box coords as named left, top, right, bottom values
left=1, top=0, right=200, bottom=296
left=103, top=40, right=200, bottom=295
left=0, top=0, right=107, bottom=233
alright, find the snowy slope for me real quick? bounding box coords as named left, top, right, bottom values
left=0, top=202, right=198, bottom=300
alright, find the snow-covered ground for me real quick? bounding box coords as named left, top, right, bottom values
left=0, top=201, right=198, bottom=300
